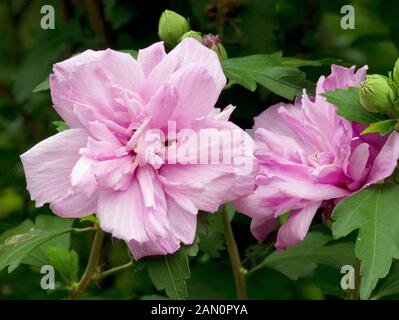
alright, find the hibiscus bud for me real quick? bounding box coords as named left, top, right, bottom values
left=158, top=10, right=190, bottom=47
left=202, top=34, right=228, bottom=61
left=180, top=30, right=202, bottom=42
left=393, top=58, right=399, bottom=83
left=359, top=74, right=396, bottom=113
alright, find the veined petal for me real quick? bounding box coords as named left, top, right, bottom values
left=20, top=129, right=96, bottom=217
left=97, top=179, right=148, bottom=243
left=50, top=49, right=144, bottom=130
left=166, top=197, right=197, bottom=244
left=137, top=41, right=167, bottom=77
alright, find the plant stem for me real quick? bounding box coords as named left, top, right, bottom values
left=92, top=261, right=134, bottom=281
left=222, top=206, right=248, bottom=300
left=347, top=259, right=361, bottom=300
left=70, top=229, right=105, bottom=300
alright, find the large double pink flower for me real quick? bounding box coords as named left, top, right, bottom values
left=21, top=38, right=255, bottom=259
left=234, top=65, right=399, bottom=249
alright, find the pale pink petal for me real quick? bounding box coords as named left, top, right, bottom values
left=250, top=217, right=277, bottom=241
left=169, top=38, right=226, bottom=90
left=208, top=104, right=236, bottom=121
left=366, top=132, right=399, bottom=186
left=50, top=192, right=98, bottom=218
left=322, top=65, right=367, bottom=91
left=160, top=163, right=254, bottom=213
left=164, top=187, right=197, bottom=215
left=167, top=197, right=197, bottom=244
left=50, top=49, right=144, bottom=129
left=254, top=104, right=320, bottom=154
left=168, top=64, right=223, bottom=127
left=70, top=155, right=97, bottom=197
left=128, top=233, right=180, bottom=260
left=97, top=180, right=148, bottom=243
left=145, top=82, right=178, bottom=129
left=93, top=156, right=136, bottom=191
left=274, top=181, right=350, bottom=201
left=136, top=165, right=157, bottom=208
left=233, top=185, right=276, bottom=220
left=276, top=202, right=320, bottom=250
left=137, top=41, right=167, bottom=77
left=347, top=143, right=369, bottom=181
left=143, top=38, right=225, bottom=100
left=20, top=129, right=89, bottom=209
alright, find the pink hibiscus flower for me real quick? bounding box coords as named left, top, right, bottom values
left=21, top=38, right=255, bottom=259
left=233, top=65, right=399, bottom=250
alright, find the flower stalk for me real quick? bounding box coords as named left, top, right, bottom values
left=222, top=205, right=248, bottom=300
left=92, top=261, right=134, bottom=282
left=70, top=229, right=105, bottom=300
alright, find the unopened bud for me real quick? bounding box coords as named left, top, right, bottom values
left=202, top=34, right=228, bottom=61
left=158, top=10, right=190, bottom=47
left=180, top=31, right=202, bottom=42
left=359, top=74, right=396, bottom=113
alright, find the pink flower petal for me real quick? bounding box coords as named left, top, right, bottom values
left=128, top=233, right=179, bottom=260
left=50, top=49, right=144, bottom=129
left=366, top=132, right=399, bottom=185
left=137, top=41, right=167, bottom=77
left=167, top=197, right=197, bottom=244
left=20, top=129, right=96, bottom=217
left=276, top=202, right=320, bottom=250
left=97, top=179, right=149, bottom=243
left=347, top=143, right=369, bottom=181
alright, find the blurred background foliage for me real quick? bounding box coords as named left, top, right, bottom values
left=0, top=0, right=398, bottom=299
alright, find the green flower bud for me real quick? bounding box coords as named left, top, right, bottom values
left=179, top=31, right=203, bottom=42
left=202, top=34, right=228, bottom=61
left=158, top=10, right=190, bottom=47
left=393, top=58, right=399, bottom=83
left=359, top=74, right=396, bottom=113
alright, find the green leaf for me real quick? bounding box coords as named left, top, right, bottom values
left=0, top=216, right=73, bottom=268
left=372, top=261, right=399, bottom=300
left=255, top=226, right=355, bottom=280
left=222, top=54, right=316, bottom=100
left=32, top=79, right=50, bottom=93
left=197, top=213, right=225, bottom=258
left=52, top=121, right=69, bottom=132
left=145, top=251, right=190, bottom=300
left=332, top=183, right=399, bottom=299
left=321, top=87, right=386, bottom=124
left=46, top=247, right=79, bottom=285
left=0, top=226, right=73, bottom=273
left=361, top=119, right=397, bottom=136
left=313, top=265, right=346, bottom=298
left=273, top=53, right=341, bottom=68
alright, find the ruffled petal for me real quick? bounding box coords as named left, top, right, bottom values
left=137, top=41, right=167, bottom=77
left=20, top=129, right=96, bottom=217
left=50, top=49, right=145, bottom=130
left=366, top=132, right=399, bottom=186
left=143, top=38, right=225, bottom=102
left=276, top=202, right=320, bottom=250
left=97, top=179, right=148, bottom=243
